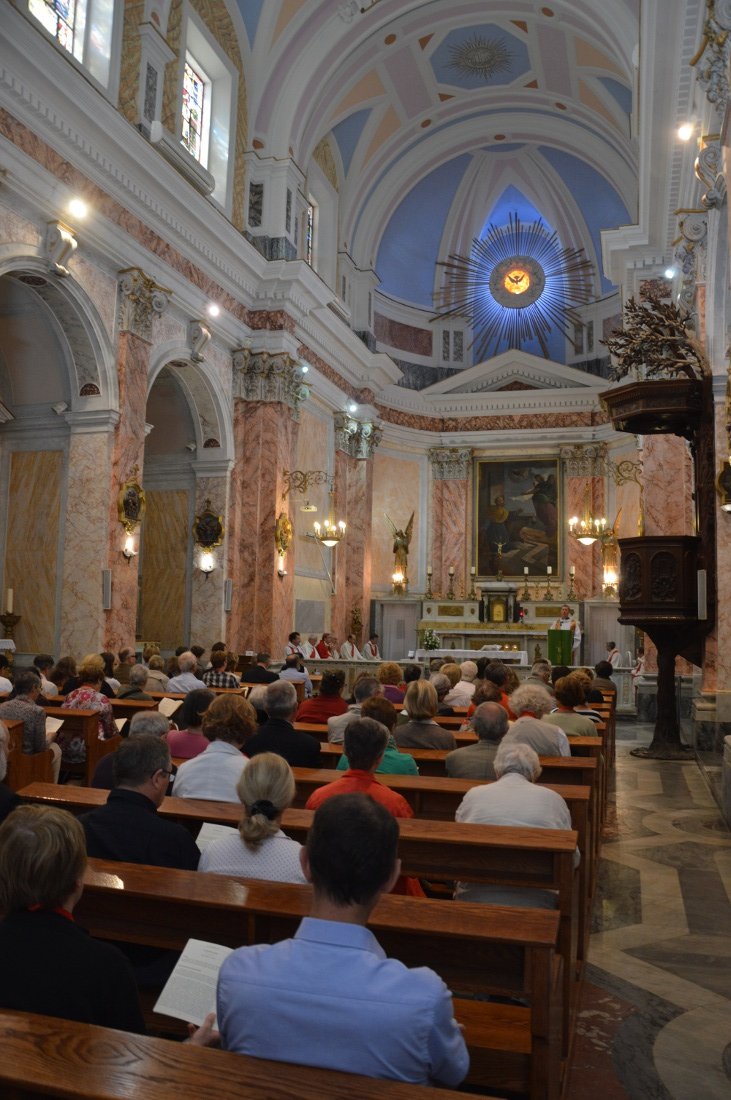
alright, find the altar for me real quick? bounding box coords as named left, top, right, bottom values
left=415, top=647, right=528, bottom=663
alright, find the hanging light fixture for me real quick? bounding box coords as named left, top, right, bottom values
left=313, top=483, right=346, bottom=548
left=568, top=485, right=607, bottom=545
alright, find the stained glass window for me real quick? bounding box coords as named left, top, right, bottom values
left=305, top=204, right=314, bottom=265
left=28, top=0, right=113, bottom=86
left=181, top=57, right=208, bottom=165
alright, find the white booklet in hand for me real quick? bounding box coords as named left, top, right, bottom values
left=45, top=716, right=64, bottom=736
left=153, top=938, right=237, bottom=1026
left=158, top=697, right=182, bottom=719
left=195, top=821, right=238, bottom=853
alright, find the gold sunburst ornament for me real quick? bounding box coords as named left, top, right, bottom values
left=433, top=213, right=594, bottom=360
left=448, top=34, right=512, bottom=80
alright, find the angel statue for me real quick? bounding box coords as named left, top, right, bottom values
left=385, top=512, right=414, bottom=582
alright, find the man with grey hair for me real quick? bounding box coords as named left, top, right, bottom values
left=445, top=702, right=508, bottom=780
left=246, top=680, right=320, bottom=767
left=327, top=675, right=383, bottom=744
left=80, top=734, right=199, bottom=869
left=444, top=661, right=477, bottom=707
left=503, top=683, right=571, bottom=758
left=454, top=740, right=578, bottom=907
left=167, top=651, right=207, bottom=693
left=117, top=664, right=153, bottom=700
left=0, top=670, right=61, bottom=781
left=91, top=710, right=170, bottom=790
left=524, top=660, right=553, bottom=691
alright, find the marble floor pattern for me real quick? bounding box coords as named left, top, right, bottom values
left=566, top=721, right=731, bottom=1100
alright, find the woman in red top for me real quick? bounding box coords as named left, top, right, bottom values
left=295, top=670, right=348, bottom=722
left=165, top=688, right=215, bottom=759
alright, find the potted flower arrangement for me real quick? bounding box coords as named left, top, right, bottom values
left=422, top=628, right=441, bottom=651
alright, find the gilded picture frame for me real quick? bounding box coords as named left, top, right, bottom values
left=192, top=499, right=224, bottom=549
left=474, top=457, right=560, bottom=577
left=118, top=470, right=146, bottom=534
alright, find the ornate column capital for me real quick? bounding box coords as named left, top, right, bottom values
left=117, top=267, right=171, bottom=339
left=695, top=138, right=726, bottom=209
left=428, top=447, right=472, bottom=479
left=333, top=412, right=382, bottom=458
left=692, top=1, right=731, bottom=113
left=560, top=443, right=608, bottom=477
left=232, top=348, right=309, bottom=417
left=674, top=212, right=708, bottom=313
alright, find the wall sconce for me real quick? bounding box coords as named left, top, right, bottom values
left=275, top=513, right=292, bottom=578
left=192, top=499, right=224, bottom=578
left=392, top=570, right=405, bottom=596
left=122, top=533, right=137, bottom=563
left=118, top=467, right=146, bottom=565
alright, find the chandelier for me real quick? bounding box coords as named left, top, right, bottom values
left=313, top=486, right=346, bottom=548
left=568, top=485, right=608, bottom=546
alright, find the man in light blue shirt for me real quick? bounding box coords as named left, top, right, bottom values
left=217, top=794, right=469, bottom=1087
left=166, top=651, right=207, bottom=694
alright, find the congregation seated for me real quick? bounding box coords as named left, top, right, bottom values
left=295, top=669, right=348, bottom=723
left=445, top=701, right=508, bottom=780
left=164, top=688, right=214, bottom=760
left=166, top=651, right=207, bottom=694
left=569, top=667, right=604, bottom=704
left=101, top=651, right=121, bottom=695
left=429, top=672, right=455, bottom=715
left=454, top=741, right=578, bottom=909
left=280, top=655, right=313, bottom=697
left=115, top=647, right=137, bottom=686
left=503, top=683, right=571, bottom=758
left=394, top=681, right=456, bottom=752
left=199, top=752, right=306, bottom=883
left=216, top=794, right=469, bottom=1086
left=144, top=653, right=170, bottom=693
left=524, top=659, right=553, bottom=692
left=443, top=661, right=477, bottom=707
left=336, top=695, right=418, bottom=775
left=247, top=681, right=320, bottom=768
left=483, top=660, right=514, bottom=716
left=592, top=660, right=617, bottom=698
left=0, top=721, right=20, bottom=822
left=202, top=648, right=240, bottom=689
left=33, top=653, right=58, bottom=697
left=0, top=654, right=11, bottom=694
left=116, top=663, right=153, bottom=701
left=308, top=718, right=414, bottom=819
left=0, top=804, right=145, bottom=1032
left=0, top=670, right=61, bottom=780
left=376, top=662, right=405, bottom=705
left=545, top=677, right=597, bottom=738
left=60, top=654, right=116, bottom=764
left=327, top=675, right=381, bottom=744
left=172, top=694, right=255, bottom=802
left=464, top=678, right=502, bottom=718
left=241, top=651, right=279, bottom=685
left=91, top=711, right=171, bottom=789
left=50, top=654, right=76, bottom=693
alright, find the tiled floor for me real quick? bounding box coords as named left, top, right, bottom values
left=566, top=722, right=731, bottom=1100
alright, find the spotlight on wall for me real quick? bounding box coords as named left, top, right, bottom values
left=677, top=122, right=694, bottom=141
left=348, top=402, right=358, bottom=413
left=664, top=267, right=675, bottom=279
left=206, top=303, right=220, bottom=318
left=68, top=198, right=89, bottom=219
left=200, top=550, right=215, bottom=576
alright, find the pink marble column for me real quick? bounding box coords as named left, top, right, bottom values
left=431, top=478, right=469, bottom=596
left=565, top=476, right=605, bottom=599
left=105, top=331, right=148, bottom=653
left=227, top=400, right=298, bottom=655
left=329, top=452, right=373, bottom=644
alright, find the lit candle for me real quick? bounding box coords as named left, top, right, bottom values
left=427, top=564, right=432, bottom=575
left=470, top=566, right=476, bottom=576
left=570, top=565, right=576, bottom=576
left=547, top=566, right=552, bottom=575
left=6, top=589, right=12, bottom=615
left=524, top=567, right=529, bottom=575
left=448, top=566, right=454, bottom=576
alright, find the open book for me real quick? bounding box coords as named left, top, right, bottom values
left=158, top=696, right=183, bottom=719
left=153, top=937, right=238, bottom=1026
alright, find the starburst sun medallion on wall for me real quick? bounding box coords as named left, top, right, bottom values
left=432, top=213, right=594, bottom=360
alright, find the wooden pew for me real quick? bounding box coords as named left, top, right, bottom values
left=72, top=863, right=562, bottom=1099
left=3, top=719, right=54, bottom=790
left=0, top=1010, right=472, bottom=1100
left=43, top=707, right=119, bottom=786
left=19, top=783, right=579, bottom=1068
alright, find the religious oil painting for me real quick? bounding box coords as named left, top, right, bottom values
left=475, top=458, right=560, bottom=577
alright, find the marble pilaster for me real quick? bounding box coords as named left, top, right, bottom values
left=228, top=399, right=298, bottom=654
left=641, top=436, right=695, bottom=536
left=702, top=401, right=731, bottom=693
left=58, top=426, right=114, bottom=655
left=428, top=448, right=470, bottom=596
left=565, top=475, right=605, bottom=600
left=190, top=473, right=231, bottom=648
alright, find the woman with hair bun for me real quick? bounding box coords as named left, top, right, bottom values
left=198, top=753, right=305, bottom=883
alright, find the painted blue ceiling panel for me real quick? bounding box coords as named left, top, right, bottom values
left=235, top=0, right=266, bottom=45
left=537, top=146, right=631, bottom=292
left=597, top=76, right=633, bottom=117
left=430, top=24, right=530, bottom=89
left=332, top=109, right=372, bottom=177
left=377, top=154, right=473, bottom=305
left=482, top=185, right=551, bottom=234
